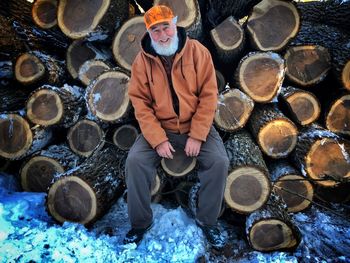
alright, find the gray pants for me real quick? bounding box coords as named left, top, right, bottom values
left=125, top=126, right=229, bottom=228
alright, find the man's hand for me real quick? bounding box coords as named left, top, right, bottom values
left=185, top=137, right=202, bottom=157
left=156, top=141, right=175, bottom=159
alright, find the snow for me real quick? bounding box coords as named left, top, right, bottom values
left=0, top=172, right=349, bottom=262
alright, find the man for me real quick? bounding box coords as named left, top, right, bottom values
left=124, top=5, right=229, bottom=250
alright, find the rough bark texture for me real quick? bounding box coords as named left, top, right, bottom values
left=224, top=130, right=271, bottom=214
left=46, top=146, right=125, bottom=226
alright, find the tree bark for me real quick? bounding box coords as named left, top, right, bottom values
left=224, top=130, right=271, bottom=214
left=325, top=94, right=350, bottom=137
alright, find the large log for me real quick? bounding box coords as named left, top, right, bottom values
left=284, top=45, right=331, bottom=87
left=214, top=88, right=254, bottom=132
left=57, top=0, right=129, bottom=40
left=20, top=144, right=81, bottom=192
left=67, top=119, right=105, bottom=157
left=268, top=159, right=313, bottom=213
left=291, top=124, right=350, bottom=188
left=26, top=84, right=85, bottom=128
left=112, top=15, right=145, bottom=71
left=246, top=0, right=300, bottom=51
left=210, top=16, right=245, bottom=66
left=154, top=0, right=203, bottom=40
left=112, top=123, right=139, bottom=151
left=246, top=194, right=302, bottom=252
left=0, top=113, right=53, bottom=160
left=248, top=103, right=298, bottom=159
left=224, top=130, right=271, bottom=214
left=278, top=86, right=321, bottom=126
left=46, top=146, right=125, bottom=226
left=325, top=94, right=350, bottom=137
left=235, top=51, right=285, bottom=103
left=85, top=69, right=131, bottom=123
left=78, top=59, right=111, bottom=86
left=14, top=51, right=66, bottom=86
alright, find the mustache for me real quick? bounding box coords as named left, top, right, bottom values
left=151, top=33, right=179, bottom=56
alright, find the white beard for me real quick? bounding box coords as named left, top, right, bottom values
left=151, top=33, right=179, bottom=56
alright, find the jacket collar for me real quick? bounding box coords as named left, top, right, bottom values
left=141, top=27, right=187, bottom=59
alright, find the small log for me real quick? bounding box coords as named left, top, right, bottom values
left=14, top=51, right=66, bottom=86
left=246, top=0, right=300, bottom=51
left=284, top=45, right=331, bottom=87
left=85, top=69, right=131, bottom=123
left=26, top=84, right=85, bottom=128
left=268, top=159, right=313, bottom=213
left=224, top=130, right=271, bottom=214
left=214, top=88, right=254, bottom=132
left=325, top=94, right=350, bottom=136
left=78, top=59, right=111, bottom=86
left=235, top=51, right=285, bottom=103
left=32, top=0, right=58, bottom=29
left=296, top=0, right=350, bottom=34
left=248, top=103, right=298, bottom=158
left=57, top=0, right=129, bottom=40
left=46, top=146, right=125, bottom=226
left=20, top=144, right=81, bottom=192
left=112, top=16, right=146, bottom=71
left=291, top=124, right=350, bottom=188
left=0, top=113, right=53, bottom=160
left=331, top=42, right=350, bottom=92
left=246, top=194, right=302, bottom=252
left=66, top=39, right=112, bottom=80
left=154, top=0, right=203, bottom=40
left=210, top=16, right=245, bottom=65
left=161, top=144, right=197, bottom=177
left=112, top=124, right=139, bottom=151
left=67, top=119, right=105, bottom=157
left=279, top=86, right=321, bottom=126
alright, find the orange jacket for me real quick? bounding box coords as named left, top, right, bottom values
left=128, top=28, right=218, bottom=148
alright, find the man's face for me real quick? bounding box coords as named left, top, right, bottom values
left=149, top=21, right=177, bottom=47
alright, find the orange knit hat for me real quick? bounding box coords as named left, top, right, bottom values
left=144, top=5, right=175, bottom=30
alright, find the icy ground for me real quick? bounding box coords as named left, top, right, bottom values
left=0, top=172, right=349, bottom=263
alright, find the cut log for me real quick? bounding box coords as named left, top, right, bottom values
left=78, top=59, right=111, bottom=86
left=112, top=16, right=146, bottom=71
left=0, top=0, right=34, bottom=24
left=67, top=119, right=105, bottom=157
left=224, top=130, right=271, bottom=214
left=215, top=70, right=226, bottom=94
left=20, top=144, right=81, bottom=192
left=112, top=124, right=139, bottom=151
left=210, top=16, right=245, bottom=65
left=284, top=45, right=331, bottom=87
left=279, top=86, right=321, bottom=126
left=235, top=51, right=285, bottom=103
left=14, top=51, right=66, bottom=86
left=173, top=180, right=195, bottom=208
left=0, top=16, right=26, bottom=56
left=154, top=0, right=203, bottom=40
left=85, top=69, right=131, bottom=123
left=246, top=0, right=300, bottom=51
left=248, top=103, right=298, bottom=158
left=57, top=0, right=129, bottom=40
left=26, top=84, right=85, bottom=128
left=46, top=146, right=125, bottom=225
left=296, top=0, right=350, bottom=34
left=214, top=88, right=254, bottom=132
left=66, top=39, right=112, bottom=80
left=32, top=0, right=58, bottom=29
left=331, top=42, right=350, bottom=92
left=161, top=144, right=197, bottom=177
left=0, top=113, right=53, bottom=160
left=246, top=194, right=302, bottom=252
left=268, top=159, right=313, bottom=213
left=291, top=124, right=350, bottom=188
left=325, top=94, right=350, bottom=136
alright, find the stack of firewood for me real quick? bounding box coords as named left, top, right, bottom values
left=0, top=0, right=349, bottom=252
